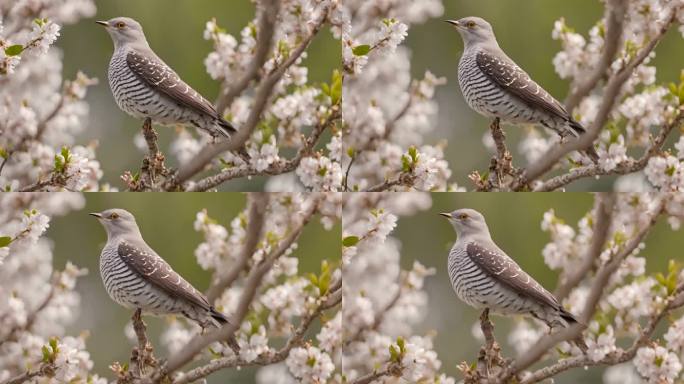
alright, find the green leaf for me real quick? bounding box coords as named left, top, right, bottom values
left=342, top=236, right=359, bottom=247
left=330, top=70, right=342, bottom=106
left=0, top=236, right=11, bottom=247
left=0, top=147, right=8, bottom=159
left=318, top=260, right=331, bottom=294
left=408, top=146, right=418, bottom=163
left=4, top=45, right=23, bottom=57
left=351, top=44, right=371, bottom=56
left=389, top=344, right=400, bottom=362
left=401, top=154, right=411, bottom=172
left=41, top=345, right=51, bottom=362
left=396, top=336, right=405, bottom=353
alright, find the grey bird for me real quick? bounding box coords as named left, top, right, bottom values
left=447, top=17, right=599, bottom=163
left=441, top=208, right=579, bottom=329
left=96, top=17, right=243, bottom=147
left=91, top=208, right=239, bottom=352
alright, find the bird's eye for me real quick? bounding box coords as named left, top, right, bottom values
left=109, top=212, right=119, bottom=220
left=466, top=21, right=476, bottom=28
left=458, top=213, right=469, bottom=220
left=116, top=22, right=126, bottom=29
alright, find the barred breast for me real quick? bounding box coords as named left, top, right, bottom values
left=447, top=242, right=529, bottom=315
left=458, top=49, right=536, bottom=124
left=108, top=49, right=199, bottom=127
left=100, top=241, right=178, bottom=315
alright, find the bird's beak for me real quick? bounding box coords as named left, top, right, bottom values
left=439, top=212, right=452, bottom=219
left=445, top=20, right=460, bottom=28
left=95, top=20, right=109, bottom=27
left=89, top=212, right=103, bottom=218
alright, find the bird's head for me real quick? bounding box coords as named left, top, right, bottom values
left=445, top=17, right=496, bottom=47
left=96, top=17, right=147, bottom=49
left=440, top=208, right=490, bottom=239
left=90, top=208, right=140, bottom=239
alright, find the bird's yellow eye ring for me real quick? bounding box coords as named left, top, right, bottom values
left=458, top=213, right=469, bottom=220
left=466, top=21, right=476, bottom=28
left=109, top=212, right=119, bottom=219
left=116, top=22, right=126, bottom=28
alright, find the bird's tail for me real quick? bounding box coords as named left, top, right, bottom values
left=214, top=117, right=251, bottom=162
left=210, top=307, right=241, bottom=354
left=216, top=116, right=237, bottom=136
left=556, top=307, right=588, bottom=352
left=568, top=119, right=600, bottom=165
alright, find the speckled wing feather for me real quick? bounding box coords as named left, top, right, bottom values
left=126, top=51, right=221, bottom=120
left=118, top=241, right=211, bottom=310
left=476, top=50, right=571, bottom=122
left=466, top=242, right=560, bottom=309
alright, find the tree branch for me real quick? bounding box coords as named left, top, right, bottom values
left=206, top=192, right=267, bottom=302
left=130, top=308, right=157, bottom=377
left=153, top=199, right=321, bottom=380
left=534, top=107, right=684, bottom=191
left=521, top=283, right=684, bottom=384
left=187, top=107, right=339, bottom=191
left=1, top=363, right=56, bottom=384
left=563, top=0, right=626, bottom=111
left=173, top=285, right=341, bottom=384
left=215, top=0, right=279, bottom=114
left=513, top=11, right=677, bottom=190
left=554, top=193, right=614, bottom=300
left=169, top=3, right=330, bottom=189
left=499, top=202, right=664, bottom=382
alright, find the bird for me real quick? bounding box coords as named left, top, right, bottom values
left=440, top=208, right=581, bottom=330
left=446, top=17, right=599, bottom=163
left=91, top=208, right=239, bottom=352
left=97, top=17, right=248, bottom=159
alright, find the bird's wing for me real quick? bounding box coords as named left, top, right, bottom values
left=118, top=241, right=211, bottom=310
left=476, top=50, right=570, bottom=121
left=126, top=50, right=220, bottom=119
left=466, top=242, right=561, bottom=309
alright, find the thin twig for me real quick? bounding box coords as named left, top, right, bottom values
left=1, top=363, right=56, bottom=384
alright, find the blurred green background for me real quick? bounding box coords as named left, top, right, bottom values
left=394, top=193, right=683, bottom=383
left=58, top=0, right=340, bottom=190
left=48, top=193, right=340, bottom=383
left=406, top=0, right=684, bottom=190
